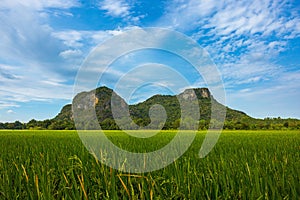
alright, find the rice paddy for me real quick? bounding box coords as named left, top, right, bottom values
left=0, top=130, right=299, bottom=199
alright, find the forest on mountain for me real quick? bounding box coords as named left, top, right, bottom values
left=1, top=87, right=300, bottom=130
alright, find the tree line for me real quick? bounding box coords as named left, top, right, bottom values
left=1, top=117, right=300, bottom=130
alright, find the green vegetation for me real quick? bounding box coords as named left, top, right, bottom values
left=0, top=130, right=299, bottom=199
left=1, top=117, right=300, bottom=130
left=1, top=87, right=300, bottom=130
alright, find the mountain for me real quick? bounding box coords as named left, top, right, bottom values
left=2, top=86, right=299, bottom=130
left=53, top=86, right=253, bottom=130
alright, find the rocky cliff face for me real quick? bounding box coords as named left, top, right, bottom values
left=179, top=88, right=211, bottom=100
left=73, top=92, right=97, bottom=110
left=72, top=86, right=128, bottom=124
left=54, top=86, right=250, bottom=129
left=198, top=88, right=210, bottom=98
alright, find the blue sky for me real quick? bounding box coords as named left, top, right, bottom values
left=0, top=0, right=300, bottom=122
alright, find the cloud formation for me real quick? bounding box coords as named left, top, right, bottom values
left=99, top=0, right=130, bottom=17
left=0, top=0, right=299, bottom=120
left=99, top=0, right=143, bottom=23
left=0, top=0, right=80, bottom=10
left=159, top=0, right=300, bottom=87
left=0, top=2, right=79, bottom=111
left=7, top=109, right=15, bottom=114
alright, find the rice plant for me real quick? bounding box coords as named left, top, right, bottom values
left=0, top=130, right=299, bottom=199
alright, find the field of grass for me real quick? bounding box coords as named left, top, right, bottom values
left=0, top=130, right=299, bottom=199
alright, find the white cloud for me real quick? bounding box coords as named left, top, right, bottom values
left=52, top=30, right=83, bottom=47
left=0, top=0, right=80, bottom=10
left=158, top=0, right=300, bottom=118
left=0, top=1, right=137, bottom=110
left=0, top=101, right=19, bottom=109
left=163, top=0, right=300, bottom=39
left=7, top=110, right=15, bottom=114
left=225, top=69, right=300, bottom=118
left=52, top=27, right=133, bottom=50
left=99, top=0, right=130, bottom=17
left=0, top=63, right=73, bottom=110
left=98, top=0, right=143, bottom=24
left=52, top=27, right=138, bottom=65
left=0, top=0, right=143, bottom=112
left=59, top=49, right=82, bottom=59
left=214, top=2, right=297, bottom=85
left=0, top=0, right=298, bottom=119
left=0, top=3, right=78, bottom=111
left=160, top=0, right=300, bottom=80
left=0, top=5, right=69, bottom=74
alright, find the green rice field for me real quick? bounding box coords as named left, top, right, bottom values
left=0, top=130, right=299, bottom=199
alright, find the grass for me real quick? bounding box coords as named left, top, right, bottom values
left=0, top=130, right=299, bottom=199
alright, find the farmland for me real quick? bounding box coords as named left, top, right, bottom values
left=0, top=130, right=299, bottom=199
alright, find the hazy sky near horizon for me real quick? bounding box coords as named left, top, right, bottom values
left=0, top=0, right=300, bottom=122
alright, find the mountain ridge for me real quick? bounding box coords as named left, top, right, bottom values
left=57, top=86, right=252, bottom=130
left=2, top=86, right=299, bottom=130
